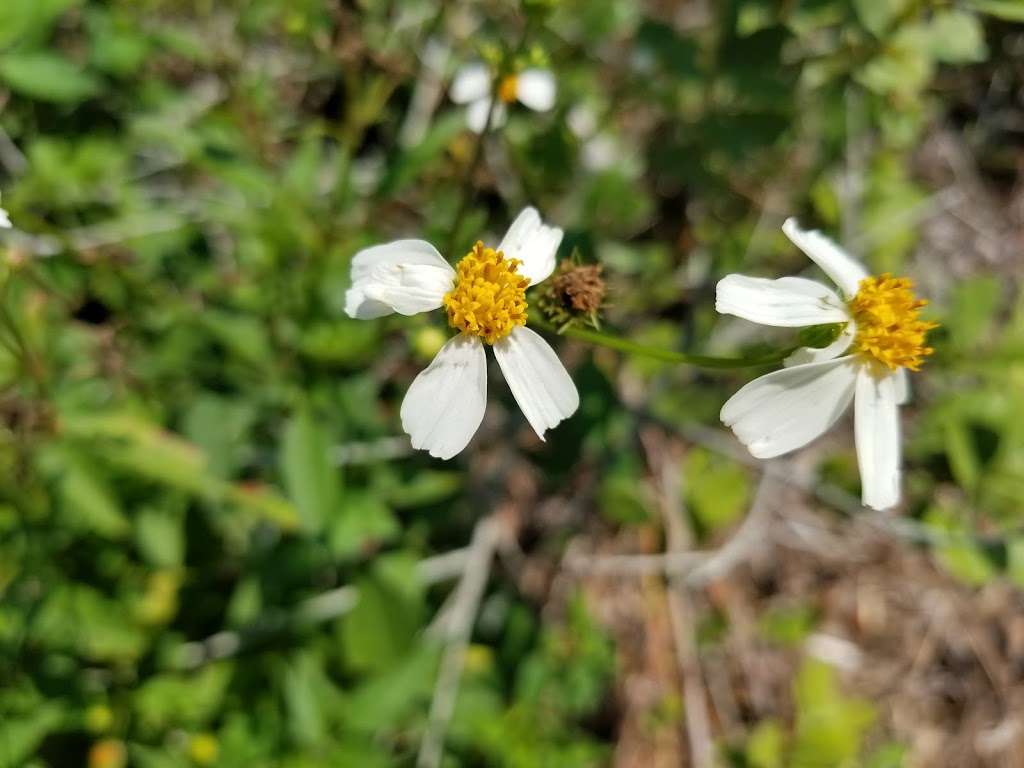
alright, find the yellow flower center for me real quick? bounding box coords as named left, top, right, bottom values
left=443, top=242, right=529, bottom=344
left=848, top=274, right=939, bottom=371
left=498, top=75, right=519, bottom=104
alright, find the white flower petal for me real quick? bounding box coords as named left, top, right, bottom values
left=465, top=98, right=506, bottom=133
left=854, top=367, right=902, bottom=510
left=451, top=63, right=490, bottom=104
left=0, top=208, right=10, bottom=229
left=720, top=356, right=858, bottom=459
left=497, top=206, right=563, bottom=285
left=400, top=334, right=487, bottom=460
left=581, top=134, right=617, bottom=171
left=515, top=69, right=556, bottom=112
left=346, top=239, right=454, bottom=319
left=716, top=274, right=850, bottom=327
left=782, top=218, right=870, bottom=298
left=350, top=239, right=452, bottom=281
left=894, top=367, right=911, bottom=405
left=784, top=322, right=856, bottom=367
left=493, top=326, right=578, bottom=441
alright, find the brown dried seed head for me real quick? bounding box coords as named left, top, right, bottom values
left=551, top=261, right=606, bottom=314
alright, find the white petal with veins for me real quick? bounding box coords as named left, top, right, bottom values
left=782, top=218, right=870, bottom=297
left=497, top=206, right=562, bottom=285
left=855, top=367, right=902, bottom=510
left=400, top=334, right=487, bottom=460
left=716, top=274, right=850, bottom=327
left=493, top=326, right=578, bottom=441
left=720, top=356, right=859, bottom=459
left=346, top=240, right=454, bottom=319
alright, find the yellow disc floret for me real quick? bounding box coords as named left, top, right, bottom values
left=849, top=274, right=939, bottom=371
left=498, top=75, right=519, bottom=104
left=444, top=242, right=529, bottom=344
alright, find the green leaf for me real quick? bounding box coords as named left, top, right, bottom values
left=943, top=416, right=981, bottom=493
left=747, top=719, right=785, bottom=768
left=1006, top=537, right=1024, bottom=588
left=791, top=660, right=876, bottom=767
left=684, top=448, right=750, bottom=535
left=133, top=664, right=232, bottom=733
left=201, top=310, right=272, bottom=365
left=970, top=0, right=1024, bottom=22
left=948, top=276, right=1001, bottom=351
left=341, top=554, right=424, bottom=674
left=797, top=323, right=845, bottom=351
left=855, top=26, right=934, bottom=98
left=385, top=470, right=461, bottom=508
left=758, top=605, right=816, bottom=647
left=926, top=10, right=988, bottom=64
left=853, top=0, right=910, bottom=36
left=0, top=0, right=80, bottom=49
left=328, top=492, right=399, bottom=559
left=866, top=743, right=908, bottom=768
left=31, top=585, right=148, bottom=662
left=925, top=507, right=997, bottom=586
left=378, top=113, right=464, bottom=197
left=0, top=52, right=99, bottom=103
left=61, top=409, right=299, bottom=529
left=135, top=507, right=185, bottom=568
left=598, top=465, right=650, bottom=525
left=59, top=454, right=130, bottom=539
left=280, top=405, right=341, bottom=533
left=62, top=410, right=214, bottom=494
left=0, top=706, right=65, bottom=768
left=183, top=394, right=255, bottom=479
left=344, top=645, right=438, bottom=733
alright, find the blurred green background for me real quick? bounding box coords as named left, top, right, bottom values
left=2, top=0, right=1023, bottom=766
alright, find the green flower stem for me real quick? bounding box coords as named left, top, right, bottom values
left=532, top=318, right=795, bottom=370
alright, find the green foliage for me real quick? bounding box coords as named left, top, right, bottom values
left=0, top=0, right=1016, bottom=763
left=685, top=448, right=751, bottom=536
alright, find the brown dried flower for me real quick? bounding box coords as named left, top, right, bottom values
left=537, top=258, right=607, bottom=328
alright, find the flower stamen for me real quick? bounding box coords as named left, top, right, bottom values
left=444, top=242, right=529, bottom=344
left=849, top=274, right=939, bottom=371
left=498, top=75, right=519, bottom=104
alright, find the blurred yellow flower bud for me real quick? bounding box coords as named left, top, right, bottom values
left=412, top=326, right=447, bottom=362
left=189, top=733, right=220, bottom=766
left=85, top=704, right=114, bottom=734
left=88, top=739, right=126, bottom=768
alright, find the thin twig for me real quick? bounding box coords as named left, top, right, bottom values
left=641, top=431, right=715, bottom=768
left=0, top=126, right=27, bottom=176
left=398, top=32, right=450, bottom=147
left=443, top=82, right=500, bottom=258
left=564, top=472, right=773, bottom=585
left=333, top=436, right=413, bottom=465
left=686, top=473, right=775, bottom=587
left=841, top=85, right=867, bottom=252
left=417, top=515, right=501, bottom=768
left=12, top=210, right=199, bottom=258
left=563, top=549, right=709, bottom=577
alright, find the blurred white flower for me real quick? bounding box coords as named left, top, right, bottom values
left=566, top=104, right=643, bottom=176
left=346, top=207, right=578, bottom=459
left=716, top=218, right=938, bottom=510
left=567, top=104, right=617, bottom=171
left=450, top=63, right=556, bottom=133
left=0, top=194, right=10, bottom=228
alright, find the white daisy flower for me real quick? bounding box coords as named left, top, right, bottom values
left=450, top=63, right=556, bottom=133
left=346, top=207, right=579, bottom=459
left=716, top=218, right=939, bottom=510
left=0, top=194, right=10, bottom=228
left=567, top=104, right=617, bottom=172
